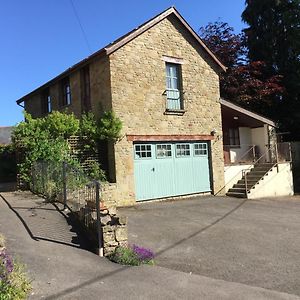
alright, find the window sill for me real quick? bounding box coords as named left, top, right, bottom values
left=164, top=109, right=186, bottom=116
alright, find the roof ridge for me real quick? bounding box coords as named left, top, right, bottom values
left=17, top=6, right=225, bottom=104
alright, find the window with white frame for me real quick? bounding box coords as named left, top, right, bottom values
left=194, top=143, right=208, bottom=156
left=134, top=144, right=152, bottom=159
left=156, top=144, right=172, bottom=158
left=61, top=77, right=72, bottom=106
left=166, top=63, right=182, bottom=110
left=42, top=89, right=52, bottom=114
left=176, top=144, right=190, bottom=157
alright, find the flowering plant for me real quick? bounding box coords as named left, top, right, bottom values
left=109, top=244, right=154, bottom=266
left=0, top=240, right=31, bottom=299
left=0, top=249, right=14, bottom=281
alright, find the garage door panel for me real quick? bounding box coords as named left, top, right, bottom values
left=173, top=143, right=195, bottom=195
left=192, top=159, right=211, bottom=192
left=134, top=141, right=211, bottom=201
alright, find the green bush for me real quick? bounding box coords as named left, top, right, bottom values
left=13, top=110, right=122, bottom=186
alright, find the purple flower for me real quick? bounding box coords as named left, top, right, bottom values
left=0, top=249, right=14, bottom=281
left=132, top=244, right=154, bottom=262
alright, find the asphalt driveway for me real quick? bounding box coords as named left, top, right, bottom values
left=120, top=196, right=300, bottom=296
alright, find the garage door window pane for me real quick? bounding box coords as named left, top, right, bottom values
left=176, top=144, right=190, bottom=157
left=156, top=144, right=172, bottom=158
left=135, top=144, right=152, bottom=159
left=194, top=143, right=208, bottom=156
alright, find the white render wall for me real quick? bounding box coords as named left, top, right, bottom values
left=224, top=164, right=253, bottom=193
left=229, top=125, right=269, bottom=164
left=229, top=127, right=252, bottom=163
left=248, top=163, right=294, bottom=199
left=251, top=125, right=269, bottom=160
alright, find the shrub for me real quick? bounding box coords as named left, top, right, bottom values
left=109, top=244, right=154, bottom=266
left=0, top=248, right=31, bottom=300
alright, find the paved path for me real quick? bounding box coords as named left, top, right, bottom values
left=0, top=192, right=299, bottom=300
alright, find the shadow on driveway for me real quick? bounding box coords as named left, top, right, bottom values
left=0, top=192, right=91, bottom=250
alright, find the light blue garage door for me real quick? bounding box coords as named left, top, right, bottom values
left=134, top=142, right=211, bottom=201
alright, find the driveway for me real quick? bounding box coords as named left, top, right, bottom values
left=1, top=191, right=299, bottom=299
left=120, top=196, right=300, bottom=297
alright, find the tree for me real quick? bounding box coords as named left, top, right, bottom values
left=199, top=21, right=284, bottom=116
left=242, top=0, right=300, bottom=140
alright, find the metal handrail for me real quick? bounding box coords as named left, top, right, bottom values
left=243, top=144, right=278, bottom=195
left=224, top=144, right=256, bottom=165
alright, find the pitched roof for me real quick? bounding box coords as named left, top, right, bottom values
left=17, top=6, right=226, bottom=104
left=220, top=98, right=276, bottom=127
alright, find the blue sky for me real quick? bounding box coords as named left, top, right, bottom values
left=0, top=0, right=246, bottom=126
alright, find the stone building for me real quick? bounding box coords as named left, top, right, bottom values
left=17, top=7, right=227, bottom=206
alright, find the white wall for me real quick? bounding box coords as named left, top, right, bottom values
left=251, top=125, right=269, bottom=161
left=224, top=164, right=253, bottom=193
left=229, top=127, right=252, bottom=163
left=248, top=163, right=294, bottom=199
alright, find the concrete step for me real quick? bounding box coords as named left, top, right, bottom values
left=226, top=191, right=247, bottom=198
left=227, top=163, right=275, bottom=199
left=248, top=170, right=268, bottom=175
left=228, top=187, right=246, bottom=193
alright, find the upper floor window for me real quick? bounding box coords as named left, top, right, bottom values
left=42, top=89, right=52, bottom=114
left=166, top=63, right=183, bottom=111
left=61, top=78, right=71, bottom=106
left=81, top=66, right=91, bottom=112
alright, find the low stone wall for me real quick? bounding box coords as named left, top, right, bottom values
left=76, top=202, right=128, bottom=257
left=100, top=206, right=128, bottom=256
left=101, top=183, right=117, bottom=207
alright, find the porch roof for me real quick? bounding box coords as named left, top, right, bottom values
left=220, top=99, right=276, bottom=128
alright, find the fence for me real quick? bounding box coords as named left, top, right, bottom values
left=31, top=160, right=103, bottom=255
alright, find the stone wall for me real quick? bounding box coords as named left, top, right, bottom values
left=109, top=15, right=225, bottom=206
left=101, top=206, right=128, bottom=256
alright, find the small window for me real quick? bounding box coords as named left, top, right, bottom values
left=166, top=63, right=183, bottom=110
left=229, top=128, right=240, bottom=147
left=156, top=144, right=172, bottom=158
left=81, top=66, right=91, bottom=112
left=176, top=144, right=190, bottom=157
left=194, top=143, right=208, bottom=156
left=42, top=89, right=52, bottom=114
left=61, top=78, right=72, bottom=106
left=135, top=144, right=152, bottom=159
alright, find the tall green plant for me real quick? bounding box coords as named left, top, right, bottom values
left=97, top=111, right=122, bottom=142
left=13, top=112, right=80, bottom=184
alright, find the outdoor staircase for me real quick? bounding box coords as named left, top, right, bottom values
left=226, top=163, right=275, bottom=198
